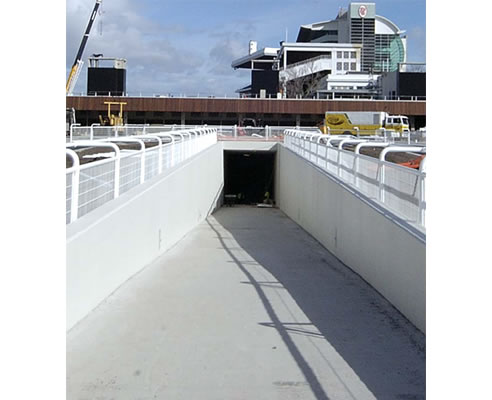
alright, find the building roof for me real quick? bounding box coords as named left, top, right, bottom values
left=277, top=42, right=362, bottom=58
left=231, top=48, right=279, bottom=70
left=375, top=15, right=404, bottom=35
left=296, top=14, right=404, bottom=42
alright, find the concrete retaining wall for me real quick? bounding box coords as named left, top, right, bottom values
left=67, top=144, right=224, bottom=330
left=277, top=146, right=426, bottom=332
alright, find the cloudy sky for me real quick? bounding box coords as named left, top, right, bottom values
left=66, top=0, right=426, bottom=96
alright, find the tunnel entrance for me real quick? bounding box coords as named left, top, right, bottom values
left=223, top=150, right=276, bottom=206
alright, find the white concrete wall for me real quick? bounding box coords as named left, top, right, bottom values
left=277, top=146, right=426, bottom=332
left=67, top=144, right=224, bottom=330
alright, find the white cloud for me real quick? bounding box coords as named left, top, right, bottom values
left=67, top=0, right=426, bottom=96
left=67, top=0, right=205, bottom=94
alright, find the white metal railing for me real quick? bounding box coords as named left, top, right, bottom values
left=283, top=55, right=333, bottom=71
left=67, top=93, right=426, bottom=101
left=70, top=124, right=425, bottom=144
left=215, top=125, right=321, bottom=141
left=69, top=124, right=322, bottom=143
left=66, top=127, right=217, bottom=224
left=283, top=129, right=426, bottom=230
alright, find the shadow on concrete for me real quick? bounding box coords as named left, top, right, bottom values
left=206, top=217, right=331, bottom=400
left=210, top=206, right=425, bottom=400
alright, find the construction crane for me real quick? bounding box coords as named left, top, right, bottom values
left=66, top=0, right=103, bottom=95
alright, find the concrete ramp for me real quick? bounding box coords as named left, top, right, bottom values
left=67, top=206, right=425, bottom=400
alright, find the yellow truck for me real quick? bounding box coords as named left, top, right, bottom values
left=322, top=111, right=410, bottom=136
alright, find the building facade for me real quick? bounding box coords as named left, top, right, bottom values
left=296, top=3, right=407, bottom=73
left=232, top=2, right=410, bottom=99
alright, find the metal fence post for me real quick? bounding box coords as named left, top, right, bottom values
left=378, top=161, right=385, bottom=203
left=69, top=123, right=80, bottom=143
left=337, top=147, right=342, bottom=178
left=90, top=123, right=101, bottom=140
left=66, top=149, right=80, bottom=223
left=140, top=143, right=146, bottom=184
left=171, top=138, right=175, bottom=167
left=354, top=152, right=360, bottom=188
left=418, top=174, right=425, bottom=225
left=114, top=151, right=121, bottom=199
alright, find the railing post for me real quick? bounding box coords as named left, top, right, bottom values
left=418, top=173, right=425, bottom=225
left=354, top=127, right=359, bottom=138
left=378, top=161, right=385, bottom=203
left=381, top=128, right=387, bottom=141
left=66, top=149, right=80, bottom=224
left=90, top=123, right=100, bottom=140
left=155, top=138, right=163, bottom=174
left=171, top=136, right=177, bottom=166
left=69, top=123, right=80, bottom=143
left=234, top=124, right=237, bottom=138
left=140, top=143, right=146, bottom=184
left=114, top=151, right=120, bottom=199
left=265, top=125, right=269, bottom=139
left=337, top=146, right=342, bottom=178
left=354, top=152, right=360, bottom=188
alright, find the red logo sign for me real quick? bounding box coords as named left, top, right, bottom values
left=359, top=5, right=368, bottom=18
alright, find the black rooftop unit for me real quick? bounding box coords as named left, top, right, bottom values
left=87, top=57, right=127, bottom=96
left=251, top=70, right=279, bottom=97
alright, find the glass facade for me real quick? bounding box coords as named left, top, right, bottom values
left=374, top=34, right=405, bottom=72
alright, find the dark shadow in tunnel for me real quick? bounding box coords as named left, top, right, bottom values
left=211, top=207, right=425, bottom=400
left=223, top=151, right=275, bottom=205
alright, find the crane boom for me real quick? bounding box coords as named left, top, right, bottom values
left=66, top=0, right=103, bottom=95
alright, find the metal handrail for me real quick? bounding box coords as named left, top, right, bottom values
left=283, top=129, right=426, bottom=229
left=66, top=127, right=218, bottom=224
left=67, top=93, right=427, bottom=101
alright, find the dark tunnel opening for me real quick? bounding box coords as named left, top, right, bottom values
left=223, top=150, right=276, bottom=206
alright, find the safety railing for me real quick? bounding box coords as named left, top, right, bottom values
left=69, top=124, right=425, bottom=146
left=215, top=125, right=321, bottom=141
left=66, top=127, right=217, bottom=224
left=283, top=129, right=426, bottom=230
left=70, top=124, right=322, bottom=143
left=321, top=127, right=426, bottom=144
left=67, top=93, right=426, bottom=101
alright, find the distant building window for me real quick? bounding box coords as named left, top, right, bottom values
left=337, top=51, right=342, bottom=58
left=350, top=62, right=356, bottom=70
left=337, top=62, right=342, bottom=70
left=344, top=51, right=349, bottom=58
left=343, top=62, right=349, bottom=70
left=351, top=51, right=356, bottom=58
